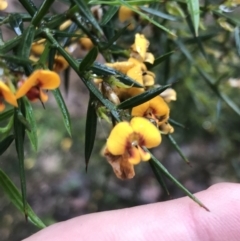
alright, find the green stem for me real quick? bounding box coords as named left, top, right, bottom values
left=45, top=5, right=78, bottom=29
left=167, top=135, right=190, bottom=165
left=43, top=28, right=120, bottom=121
left=149, top=151, right=209, bottom=211
left=31, top=0, right=55, bottom=27
left=18, top=0, right=37, bottom=16
left=72, top=12, right=100, bottom=47
left=71, top=10, right=112, bottom=62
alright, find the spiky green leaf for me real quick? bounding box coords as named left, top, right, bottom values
left=52, top=88, right=72, bottom=136
left=117, top=84, right=172, bottom=109
left=100, top=6, right=119, bottom=25
left=187, top=0, right=200, bottom=36
left=0, top=135, right=14, bottom=156
left=0, top=168, right=45, bottom=228
left=146, top=51, right=175, bottom=70
left=24, top=98, right=38, bottom=151
left=14, top=102, right=27, bottom=219
left=79, top=47, right=99, bottom=72
left=85, top=96, right=97, bottom=171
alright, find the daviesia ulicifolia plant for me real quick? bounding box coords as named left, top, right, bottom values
left=1, top=0, right=240, bottom=228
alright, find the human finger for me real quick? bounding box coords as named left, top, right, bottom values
left=23, top=183, right=240, bottom=241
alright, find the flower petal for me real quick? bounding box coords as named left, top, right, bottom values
left=138, top=146, right=151, bottom=161
left=29, top=55, right=39, bottom=62
left=79, top=37, right=94, bottom=50
left=39, top=90, right=49, bottom=102
left=132, top=101, right=150, bottom=117
left=36, top=70, right=61, bottom=89
left=54, top=55, right=69, bottom=73
left=130, top=117, right=161, bottom=148
left=131, top=34, right=149, bottom=61
left=0, top=81, right=18, bottom=107
left=107, top=121, right=134, bottom=155
left=0, top=102, right=5, bottom=111
left=127, top=65, right=143, bottom=85
left=16, top=72, right=41, bottom=99
left=104, top=148, right=135, bottom=179
left=16, top=70, right=61, bottom=99
left=128, top=146, right=141, bottom=165
left=106, top=61, right=134, bottom=74
left=160, top=88, right=177, bottom=102
left=159, top=122, right=174, bottom=134
left=149, top=96, right=170, bottom=124
left=143, top=71, right=155, bottom=86
left=59, top=20, right=73, bottom=31
left=144, top=52, right=155, bottom=64
left=118, top=6, right=134, bottom=23
left=0, top=1, right=8, bottom=10
left=31, top=42, right=45, bottom=55
left=128, top=58, right=147, bottom=71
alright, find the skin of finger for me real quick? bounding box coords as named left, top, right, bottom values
left=23, top=183, right=240, bottom=241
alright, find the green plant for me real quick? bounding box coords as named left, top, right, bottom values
left=0, top=0, right=239, bottom=231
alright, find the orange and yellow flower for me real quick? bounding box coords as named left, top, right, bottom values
left=53, top=55, right=69, bottom=73
left=104, top=117, right=161, bottom=179
left=142, top=71, right=155, bottom=86
left=105, top=61, right=135, bottom=74
left=130, top=34, right=155, bottom=64
left=16, top=70, right=60, bottom=102
left=31, top=39, right=46, bottom=55
left=0, top=81, right=18, bottom=111
left=131, top=96, right=170, bottom=126
left=105, top=34, right=156, bottom=100
left=131, top=33, right=149, bottom=62
left=79, top=37, right=94, bottom=50
left=31, top=39, right=69, bottom=73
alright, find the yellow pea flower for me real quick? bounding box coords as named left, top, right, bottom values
left=160, top=88, right=177, bottom=103
left=118, top=6, right=136, bottom=30
left=128, top=57, right=147, bottom=71
left=104, top=150, right=135, bottom=179
left=0, top=0, right=8, bottom=10
left=142, top=71, right=155, bottom=86
left=106, top=117, right=161, bottom=165
left=31, top=39, right=46, bottom=55
left=144, top=52, right=155, bottom=64
left=131, top=96, right=170, bottom=126
left=131, top=34, right=150, bottom=62
left=126, top=64, right=144, bottom=85
left=79, top=37, right=94, bottom=50
left=53, top=55, right=69, bottom=73
left=124, top=57, right=149, bottom=97
left=16, top=70, right=60, bottom=103
left=0, top=81, right=18, bottom=111
left=119, top=6, right=134, bottom=22
left=105, top=35, right=156, bottom=99
left=29, top=55, right=39, bottom=63
left=105, top=61, right=135, bottom=74
left=29, top=54, right=69, bottom=73
left=106, top=58, right=146, bottom=100
left=59, top=20, right=73, bottom=31
left=159, top=122, right=174, bottom=134
left=123, top=65, right=144, bottom=97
